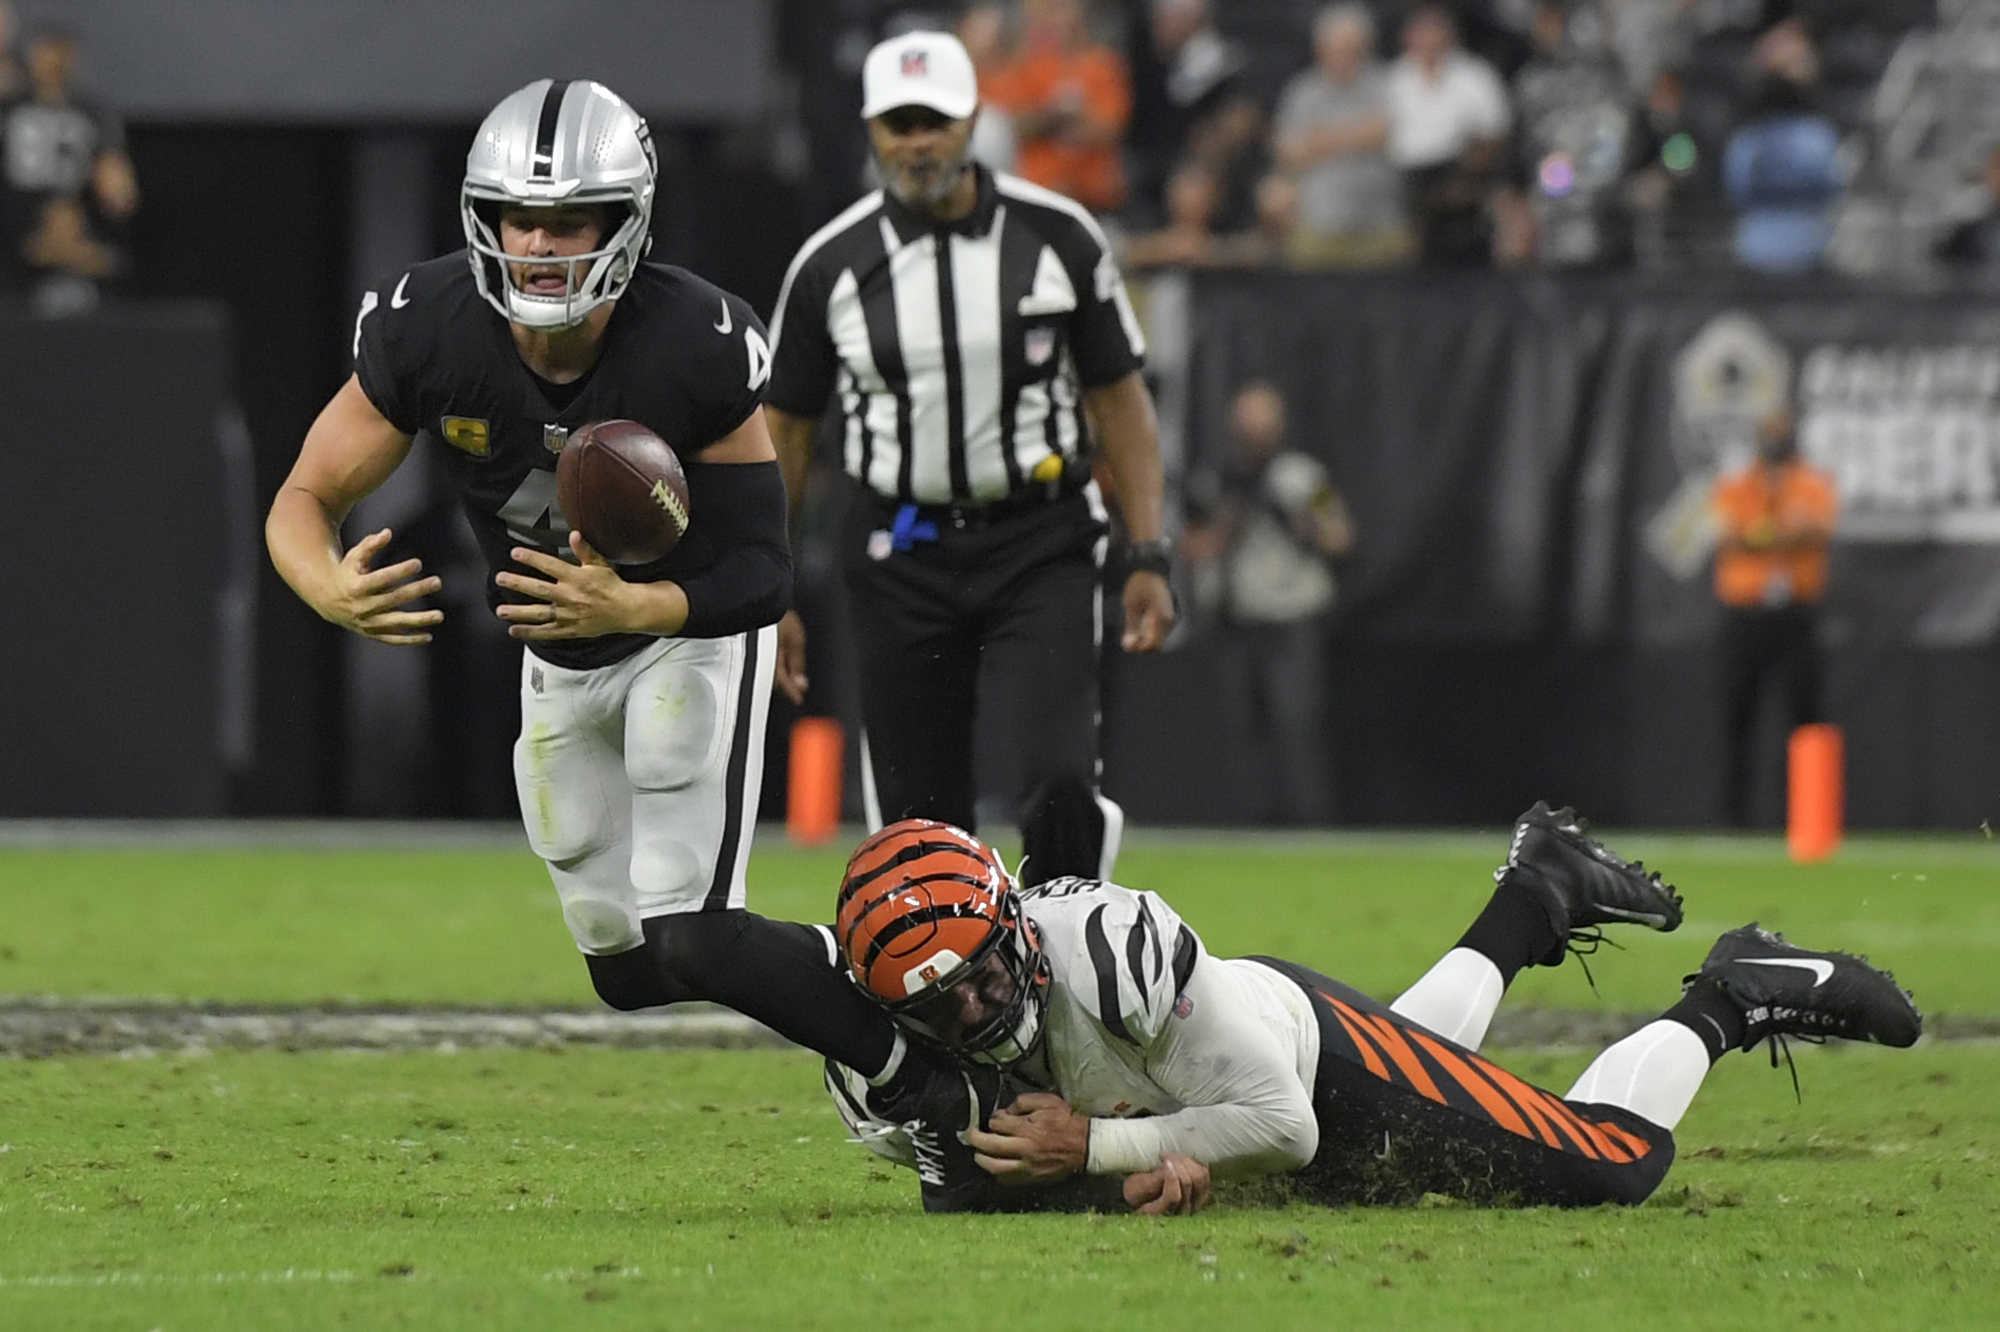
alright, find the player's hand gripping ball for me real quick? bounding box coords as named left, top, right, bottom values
left=556, top=419, right=693, bottom=564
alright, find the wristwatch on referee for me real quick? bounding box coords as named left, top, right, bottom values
left=1124, top=539, right=1173, bottom=578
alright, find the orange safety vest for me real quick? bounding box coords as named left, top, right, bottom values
left=1710, top=459, right=1838, bottom=608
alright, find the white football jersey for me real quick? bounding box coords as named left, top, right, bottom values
left=830, top=878, right=1322, bottom=1183
left=1013, top=875, right=1204, bottom=1119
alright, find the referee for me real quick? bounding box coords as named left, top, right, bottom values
left=763, top=30, right=1175, bottom=885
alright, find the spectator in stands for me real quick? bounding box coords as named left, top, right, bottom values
left=1603, top=0, right=1698, bottom=99
left=1121, top=160, right=1269, bottom=269
left=1710, top=406, right=1836, bottom=827
left=1273, top=4, right=1412, bottom=270
left=1, top=24, right=136, bottom=314
left=1126, top=0, right=1264, bottom=231
left=1935, top=143, right=2000, bottom=271
left=0, top=3, right=22, bottom=102
left=986, top=0, right=1132, bottom=213
left=1183, top=381, right=1354, bottom=826
left=1252, top=171, right=1305, bottom=263
left=1509, top=1, right=1637, bottom=267
left=1721, top=16, right=1844, bottom=275
left=960, top=2, right=1020, bottom=172
left=1624, top=65, right=1723, bottom=271
left=1387, top=3, right=1514, bottom=265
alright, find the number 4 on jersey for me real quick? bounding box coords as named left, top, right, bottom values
left=745, top=326, right=771, bottom=391
left=497, top=467, right=573, bottom=553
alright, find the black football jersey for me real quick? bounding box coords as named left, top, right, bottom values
left=352, top=252, right=774, bottom=670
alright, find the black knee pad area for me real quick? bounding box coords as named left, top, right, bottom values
left=585, top=944, right=680, bottom=1012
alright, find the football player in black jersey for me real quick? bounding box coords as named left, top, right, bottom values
left=267, top=79, right=943, bottom=1105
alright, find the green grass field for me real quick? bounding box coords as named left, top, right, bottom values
left=2, top=828, right=1997, bottom=1330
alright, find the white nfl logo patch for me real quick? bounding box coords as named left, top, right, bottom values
left=1025, top=327, right=1056, bottom=367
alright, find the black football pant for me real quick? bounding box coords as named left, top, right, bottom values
left=1251, top=957, right=1677, bottom=1207
left=1720, top=604, right=1824, bottom=826
left=845, top=486, right=1109, bottom=882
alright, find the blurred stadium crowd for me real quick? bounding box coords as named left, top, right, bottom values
left=793, top=0, right=2000, bottom=281
left=17, top=1, right=2000, bottom=305
left=10, top=0, right=2000, bottom=829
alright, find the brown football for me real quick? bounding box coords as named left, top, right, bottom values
left=555, top=419, right=692, bottom=565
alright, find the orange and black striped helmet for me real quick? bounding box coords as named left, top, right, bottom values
left=836, top=819, right=1048, bottom=1066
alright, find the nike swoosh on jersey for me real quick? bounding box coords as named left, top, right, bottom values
left=390, top=274, right=412, bottom=309
left=1737, top=956, right=1835, bottom=986
left=714, top=296, right=732, bottom=334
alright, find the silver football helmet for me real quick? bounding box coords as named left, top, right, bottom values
left=461, top=79, right=657, bottom=329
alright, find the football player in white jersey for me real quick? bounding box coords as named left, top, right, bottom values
left=826, top=810, right=1921, bottom=1214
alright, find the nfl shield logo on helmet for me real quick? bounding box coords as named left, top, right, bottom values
left=902, top=51, right=928, bottom=77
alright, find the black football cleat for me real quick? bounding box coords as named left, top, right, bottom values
left=1691, top=923, right=1922, bottom=1051
left=1501, top=801, right=1685, bottom=966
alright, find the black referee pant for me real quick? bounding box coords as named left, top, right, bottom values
left=844, top=484, right=1109, bottom=882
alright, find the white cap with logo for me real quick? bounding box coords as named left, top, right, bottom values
left=861, top=31, right=980, bottom=121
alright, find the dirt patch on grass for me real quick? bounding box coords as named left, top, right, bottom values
left=0, top=1000, right=785, bottom=1058
left=1, top=1000, right=1988, bottom=1057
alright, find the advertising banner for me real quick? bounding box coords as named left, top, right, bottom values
left=1160, top=273, right=2000, bottom=827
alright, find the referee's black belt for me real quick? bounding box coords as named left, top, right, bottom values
left=867, top=476, right=1085, bottom=531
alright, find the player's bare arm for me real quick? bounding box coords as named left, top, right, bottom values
left=1085, top=370, right=1177, bottom=652
left=762, top=403, right=819, bottom=705
left=496, top=409, right=778, bottom=641
left=266, top=374, right=441, bottom=645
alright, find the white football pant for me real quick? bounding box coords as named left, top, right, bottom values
left=513, top=625, right=776, bottom=954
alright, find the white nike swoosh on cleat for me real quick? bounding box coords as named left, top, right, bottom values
left=1593, top=904, right=1665, bottom=923
left=714, top=296, right=732, bottom=334
left=1738, top=957, right=1835, bottom=986
left=390, top=273, right=411, bottom=309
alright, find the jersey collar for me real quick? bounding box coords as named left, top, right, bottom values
left=881, top=164, right=999, bottom=244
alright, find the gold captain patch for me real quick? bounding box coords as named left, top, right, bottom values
left=441, top=416, right=491, bottom=457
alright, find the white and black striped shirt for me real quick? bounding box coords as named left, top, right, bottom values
left=765, top=167, right=1146, bottom=506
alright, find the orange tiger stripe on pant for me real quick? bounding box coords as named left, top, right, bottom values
left=1319, top=990, right=1653, bottom=1163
